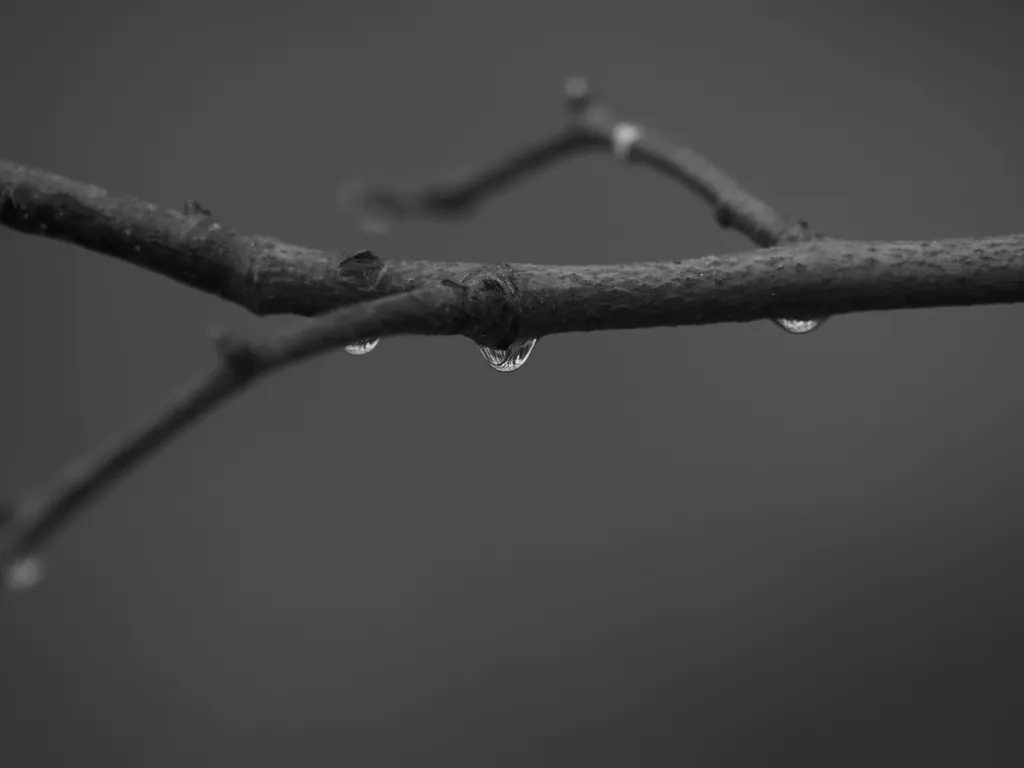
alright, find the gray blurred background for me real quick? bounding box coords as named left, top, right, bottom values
left=2, top=0, right=1023, bottom=765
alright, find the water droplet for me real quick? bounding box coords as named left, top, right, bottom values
left=4, top=555, right=44, bottom=593
left=773, top=317, right=825, bottom=334
left=478, top=338, right=537, bottom=372
left=345, top=337, right=380, bottom=356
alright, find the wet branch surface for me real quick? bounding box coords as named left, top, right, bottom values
left=2, top=78, right=1022, bottom=587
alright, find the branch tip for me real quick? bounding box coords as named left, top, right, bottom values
left=563, top=76, right=595, bottom=113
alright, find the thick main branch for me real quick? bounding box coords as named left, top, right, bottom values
left=3, top=160, right=1022, bottom=329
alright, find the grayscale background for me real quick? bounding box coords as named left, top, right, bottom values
left=2, top=0, right=1022, bottom=765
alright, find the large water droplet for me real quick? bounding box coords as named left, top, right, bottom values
left=773, top=317, right=824, bottom=334
left=478, top=338, right=537, bottom=372
left=345, top=338, right=380, bottom=356
left=4, top=555, right=45, bottom=593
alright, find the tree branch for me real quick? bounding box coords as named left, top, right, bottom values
left=3, top=79, right=1024, bottom=588
left=4, top=159, right=1021, bottom=328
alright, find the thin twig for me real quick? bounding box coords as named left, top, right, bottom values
left=0, top=282, right=481, bottom=575
left=336, top=127, right=605, bottom=222
left=337, top=78, right=817, bottom=248
left=335, top=77, right=825, bottom=330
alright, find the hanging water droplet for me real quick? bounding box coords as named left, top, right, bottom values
left=773, top=317, right=825, bottom=334
left=478, top=338, right=537, bottom=372
left=3, top=555, right=45, bottom=593
left=345, top=337, right=380, bottom=356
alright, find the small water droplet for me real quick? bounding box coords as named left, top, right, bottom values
left=4, top=555, right=44, bottom=593
left=478, top=338, right=537, bottom=372
left=773, top=317, right=825, bottom=334
left=345, top=337, right=380, bottom=356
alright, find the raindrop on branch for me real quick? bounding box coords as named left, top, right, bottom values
left=773, top=317, right=825, bottom=334
left=478, top=338, right=537, bottom=372
left=345, top=338, right=380, bottom=356
left=3, top=555, right=45, bottom=593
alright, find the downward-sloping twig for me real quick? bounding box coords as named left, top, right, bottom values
left=0, top=277, right=504, bottom=577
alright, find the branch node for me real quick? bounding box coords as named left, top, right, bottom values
left=210, top=327, right=260, bottom=379
left=456, top=266, right=522, bottom=348
left=336, top=249, right=385, bottom=289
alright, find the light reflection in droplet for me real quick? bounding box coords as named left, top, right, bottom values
left=773, top=317, right=824, bottom=334
left=478, top=338, right=537, bottom=372
left=345, top=338, right=380, bottom=356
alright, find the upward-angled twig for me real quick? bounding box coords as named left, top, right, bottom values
left=338, top=77, right=819, bottom=247
left=337, top=78, right=826, bottom=330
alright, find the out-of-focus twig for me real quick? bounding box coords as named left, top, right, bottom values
left=337, top=78, right=817, bottom=247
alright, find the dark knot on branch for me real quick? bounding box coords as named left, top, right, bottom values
left=447, top=266, right=523, bottom=349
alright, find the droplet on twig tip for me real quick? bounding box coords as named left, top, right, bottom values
left=4, top=555, right=44, bottom=593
